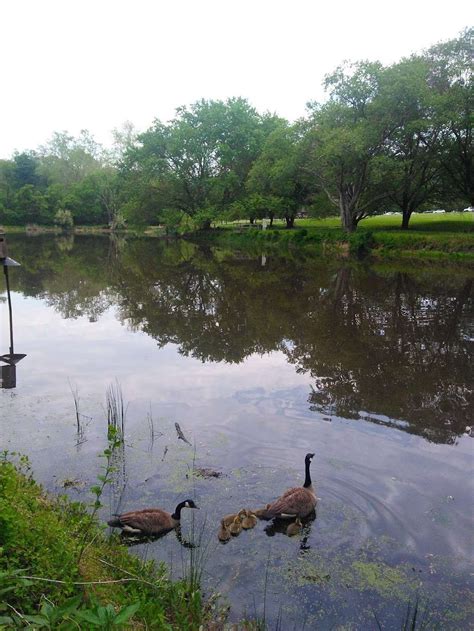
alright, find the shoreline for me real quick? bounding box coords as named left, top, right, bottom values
left=2, top=212, right=473, bottom=265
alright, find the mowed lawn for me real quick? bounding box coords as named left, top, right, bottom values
left=299, top=211, right=474, bottom=233
left=217, top=212, right=474, bottom=258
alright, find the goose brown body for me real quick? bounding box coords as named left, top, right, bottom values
left=107, top=499, right=198, bottom=536
left=257, top=453, right=316, bottom=520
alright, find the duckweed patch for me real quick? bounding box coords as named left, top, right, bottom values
left=271, top=538, right=474, bottom=628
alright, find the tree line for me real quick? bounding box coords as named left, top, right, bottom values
left=0, top=29, right=471, bottom=233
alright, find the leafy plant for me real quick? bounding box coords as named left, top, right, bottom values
left=349, top=229, right=375, bottom=257
left=53, top=209, right=74, bottom=231
left=78, top=426, right=123, bottom=563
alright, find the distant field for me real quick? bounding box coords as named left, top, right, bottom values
left=298, top=212, right=473, bottom=233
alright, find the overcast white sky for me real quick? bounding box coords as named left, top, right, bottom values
left=1, top=0, right=471, bottom=158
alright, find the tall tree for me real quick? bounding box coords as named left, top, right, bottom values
left=305, top=62, right=390, bottom=232
left=425, top=28, right=473, bottom=205
left=38, top=130, right=104, bottom=186
left=121, top=98, right=280, bottom=227
left=246, top=122, right=308, bottom=228
left=377, top=56, right=443, bottom=228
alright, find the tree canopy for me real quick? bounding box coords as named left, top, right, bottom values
left=0, top=29, right=471, bottom=233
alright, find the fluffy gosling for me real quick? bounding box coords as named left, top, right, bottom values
left=229, top=515, right=242, bottom=536
left=222, top=509, right=246, bottom=528
left=286, top=517, right=303, bottom=536
left=241, top=509, right=258, bottom=529
left=218, top=519, right=231, bottom=542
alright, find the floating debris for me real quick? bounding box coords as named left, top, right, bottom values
left=194, top=467, right=224, bottom=479
left=61, top=478, right=85, bottom=489
left=175, top=422, right=192, bottom=445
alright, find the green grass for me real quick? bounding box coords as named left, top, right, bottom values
left=207, top=213, right=474, bottom=262
left=0, top=454, right=211, bottom=630
left=359, top=212, right=473, bottom=233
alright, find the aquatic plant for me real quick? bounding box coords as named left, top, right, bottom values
left=78, top=426, right=123, bottom=563
left=373, top=596, right=437, bottom=630
left=105, top=379, right=127, bottom=439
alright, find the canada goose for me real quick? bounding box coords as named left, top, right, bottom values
left=107, top=499, right=199, bottom=536
left=286, top=517, right=303, bottom=536
left=222, top=509, right=246, bottom=528
left=252, top=503, right=271, bottom=518
left=217, top=519, right=232, bottom=542
left=257, top=453, right=317, bottom=520
left=229, top=515, right=242, bottom=536
left=241, top=510, right=257, bottom=529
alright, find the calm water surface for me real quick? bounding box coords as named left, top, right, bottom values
left=1, top=235, right=473, bottom=629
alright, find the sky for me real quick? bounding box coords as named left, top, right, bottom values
left=1, top=0, right=471, bottom=158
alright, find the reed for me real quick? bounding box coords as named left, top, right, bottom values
left=68, top=379, right=83, bottom=436
left=374, top=597, right=436, bottom=630
left=105, top=380, right=127, bottom=439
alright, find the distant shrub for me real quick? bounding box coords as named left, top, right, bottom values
left=54, top=209, right=74, bottom=231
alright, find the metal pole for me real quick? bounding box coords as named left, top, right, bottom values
left=3, top=265, right=14, bottom=356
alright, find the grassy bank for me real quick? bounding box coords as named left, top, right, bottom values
left=201, top=212, right=474, bottom=263
left=0, top=454, right=217, bottom=630
left=2, top=212, right=473, bottom=262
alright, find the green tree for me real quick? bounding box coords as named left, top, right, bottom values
left=38, top=130, right=104, bottom=186
left=0, top=160, right=15, bottom=222
left=12, top=152, right=43, bottom=188
left=425, top=28, right=473, bottom=205
left=376, top=56, right=443, bottom=228
left=305, top=62, right=390, bottom=232
left=121, top=98, right=280, bottom=227
left=14, top=185, right=50, bottom=224
left=246, top=123, right=308, bottom=228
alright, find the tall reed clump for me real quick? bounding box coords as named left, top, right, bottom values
left=374, top=597, right=437, bottom=630
left=105, top=379, right=127, bottom=439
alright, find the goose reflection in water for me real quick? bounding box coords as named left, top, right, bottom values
left=263, top=508, right=317, bottom=547
left=118, top=524, right=198, bottom=550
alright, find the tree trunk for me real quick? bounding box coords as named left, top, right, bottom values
left=340, top=207, right=357, bottom=233
left=340, top=199, right=357, bottom=233
left=401, top=210, right=411, bottom=230
left=285, top=215, right=295, bottom=228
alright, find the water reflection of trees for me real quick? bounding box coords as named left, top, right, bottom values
left=282, top=268, right=473, bottom=443
left=8, top=235, right=473, bottom=443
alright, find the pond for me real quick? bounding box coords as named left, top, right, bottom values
left=1, top=234, right=473, bottom=628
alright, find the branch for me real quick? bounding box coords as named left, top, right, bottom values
left=16, top=575, right=150, bottom=586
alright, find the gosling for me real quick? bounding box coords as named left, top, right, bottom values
left=241, top=510, right=258, bottom=529
left=218, top=519, right=231, bottom=542
left=222, top=509, right=246, bottom=528
left=229, top=515, right=242, bottom=536
left=286, top=517, right=303, bottom=536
